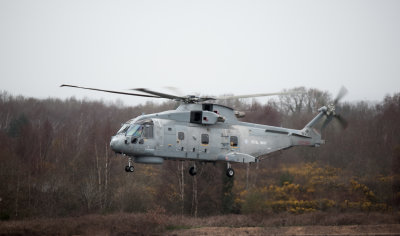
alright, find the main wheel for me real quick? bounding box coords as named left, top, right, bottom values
left=125, top=166, right=130, bottom=172
left=226, top=168, right=234, bottom=178
left=128, top=166, right=134, bottom=172
left=189, top=166, right=197, bottom=176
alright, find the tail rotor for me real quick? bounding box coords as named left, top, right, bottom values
left=322, top=86, right=349, bottom=130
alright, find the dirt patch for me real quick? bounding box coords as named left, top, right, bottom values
left=167, top=224, right=400, bottom=235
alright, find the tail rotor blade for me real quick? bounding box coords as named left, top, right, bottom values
left=335, top=114, right=348, bottom=129
left=321, top=116, right=332, bottom=131
left=333, top=86, right=348, bottom=105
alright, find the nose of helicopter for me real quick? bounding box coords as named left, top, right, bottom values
left=110, top=135, right=124, bottom=154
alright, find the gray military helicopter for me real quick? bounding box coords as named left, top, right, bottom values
left=61, top=85, right=347, bottom=177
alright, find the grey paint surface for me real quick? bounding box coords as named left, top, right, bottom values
left=110, top=103, right=326, bottom=165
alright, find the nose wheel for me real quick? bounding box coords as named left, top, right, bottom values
left=125, top=157, right=134, bottom=173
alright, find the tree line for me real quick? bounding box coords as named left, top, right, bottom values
left=0, top=88, right=399, bottom=220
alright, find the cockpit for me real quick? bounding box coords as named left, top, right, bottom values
left=117, top=119, right=154, bottom=139
left=110, top=119, right=156, bottom=157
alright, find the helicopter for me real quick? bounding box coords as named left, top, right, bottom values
left=61, top=84, right=348, bottom=177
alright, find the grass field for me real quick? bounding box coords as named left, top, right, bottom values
left=0, top=212, right=399, bottom=235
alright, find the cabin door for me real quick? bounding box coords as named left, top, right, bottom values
left=221, top=129, right=230, bottom=151
left=176, top=126, right=188, bottom=159
left=163, top=125, right=176, bottom=154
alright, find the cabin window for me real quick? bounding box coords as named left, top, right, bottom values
left=178, top=132, right=184, bottom=140
left=201, top=134, right=209, bottom=145
left=230, top=136, right=238, bottom=147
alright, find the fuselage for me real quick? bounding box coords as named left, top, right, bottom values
left=110, top=103, right=324, bottom=164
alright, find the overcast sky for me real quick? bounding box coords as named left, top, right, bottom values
left=1, top=0, right=399, bottom=106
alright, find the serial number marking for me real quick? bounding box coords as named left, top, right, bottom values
left=250, top=140, right=267, bottom=145
left=298, top=140, right=311, bottom=145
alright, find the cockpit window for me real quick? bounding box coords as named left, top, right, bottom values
left=124, top=119, right=154, bottom=139
left=126, top=124, right=143, bottom=137
left=117, top=123, right=130, bottom=134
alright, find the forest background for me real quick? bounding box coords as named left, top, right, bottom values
left=0, top=87, right=399, bottom=221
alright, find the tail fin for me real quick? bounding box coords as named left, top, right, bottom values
left=300, top=106, right=328, bottom=147
left=296, top=87, right=348, bottom=147
left=300, top=104, right=347, bottom=147
left=304, top=106, right=328, bottom=130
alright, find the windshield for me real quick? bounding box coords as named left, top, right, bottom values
left=126, top=124, right=143, bottom=137
left=117, top=123, right=130, bottom=134
left=119, top=119, right=154, bottom=138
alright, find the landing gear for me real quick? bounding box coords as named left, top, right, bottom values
left=125, top=165, right=134, bottom=172
left=226, top=163, right=234, bottom=178
left=226, top=168, right=234, bottom=177
left=125, top=157, right=134, bottom=173
left=189, top=165, right=197, bottom=176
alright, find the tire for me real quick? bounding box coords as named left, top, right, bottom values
left=226, top=168, right=234, bottom=178
left=189, top=166, right=197, bottom=176
left=129, top=166, right=134, bottom=172
left=125, top=166, right=130, bottom=172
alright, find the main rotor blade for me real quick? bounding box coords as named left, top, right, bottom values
left=198, top=97, right=217, bottom=103
left=163, top=86, right=184, bottom=96
left=333, top=86, right=348, bottom=105
left=215, top=92, right=294, bottom=100
left=131, top=88, right=184, bottom=100
left=60, top=84, right=161, bottom=98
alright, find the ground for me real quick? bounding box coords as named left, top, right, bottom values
left=0, top=213, right=399, bottom=235
left=168, top=225, right=400, bottom=235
